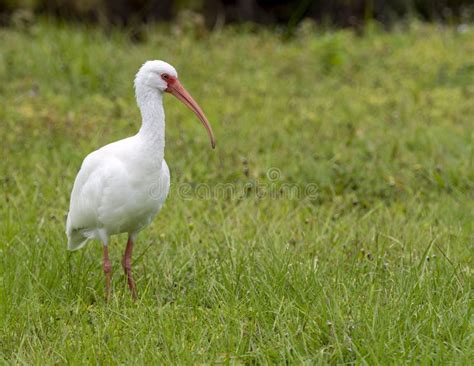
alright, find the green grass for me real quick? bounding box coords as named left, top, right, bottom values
left=0, top=19, right=473, bottom=364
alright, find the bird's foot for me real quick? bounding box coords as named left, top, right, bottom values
left=104, top=263, right=112, bottom=302
left=122, top=259, right=137, bottom=300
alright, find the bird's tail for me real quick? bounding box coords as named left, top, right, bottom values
left=67, top=229, right=91, bottom=251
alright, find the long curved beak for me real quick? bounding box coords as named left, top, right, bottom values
left=166, top=79, right=216, bottom=149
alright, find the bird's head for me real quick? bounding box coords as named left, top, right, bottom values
left=135, top=60, right=215, bottom=149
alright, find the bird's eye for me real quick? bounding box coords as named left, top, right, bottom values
left=161, top=74, right=169, bottom=80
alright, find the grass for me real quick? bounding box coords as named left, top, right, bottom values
left=0, top=19, right=473, bottom=364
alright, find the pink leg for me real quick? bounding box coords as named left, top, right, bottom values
left=122, top=235, right=137, bottom=299
left=103, top=245, right=112, bottom=301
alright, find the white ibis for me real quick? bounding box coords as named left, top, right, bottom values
left=66, top=60, right=215, bottom=299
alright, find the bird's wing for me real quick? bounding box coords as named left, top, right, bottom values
left=66, top=149, right=128, bottom=237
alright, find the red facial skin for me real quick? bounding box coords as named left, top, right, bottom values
left=161, top=73, right=216, bottom=149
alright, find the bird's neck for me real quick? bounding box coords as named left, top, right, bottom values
left=136, top=87, right=165, bottom=161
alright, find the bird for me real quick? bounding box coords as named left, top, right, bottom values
left=66, top=60, right=215, bottom=300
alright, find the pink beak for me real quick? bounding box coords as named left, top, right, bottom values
left=166, top=79, right=216, bottom=149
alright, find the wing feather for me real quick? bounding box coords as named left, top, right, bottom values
left=66, top=150, right=127, bottom=247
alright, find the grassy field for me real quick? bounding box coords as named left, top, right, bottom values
left=0, top=19, right=473, bottom=364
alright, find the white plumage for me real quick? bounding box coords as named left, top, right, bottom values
left=66, top=138, right=170, bottom=250
left=66, top=60, right=215, bottom=299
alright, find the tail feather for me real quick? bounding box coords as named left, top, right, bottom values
left=67, top=229, right=91, bottom=251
